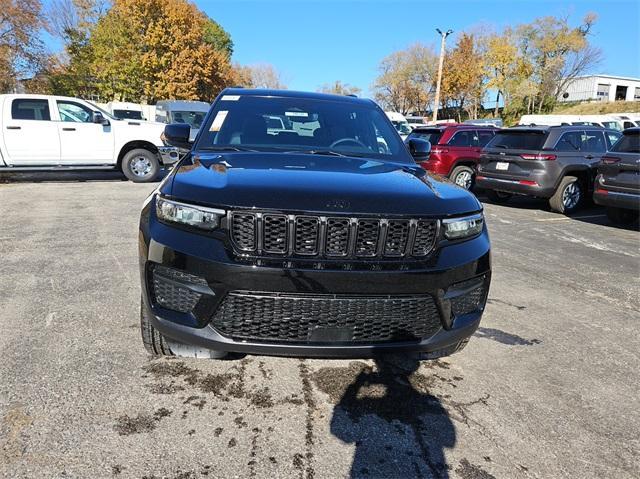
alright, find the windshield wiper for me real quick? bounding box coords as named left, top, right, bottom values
left=492, top=144, right=509, bottom=149
left=200, top=146, right=258, bottom=152
left=282, top=149, right=366, bottom=158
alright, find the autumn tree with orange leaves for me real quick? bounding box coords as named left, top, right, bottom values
left=87, top=0, right=233, bottom=102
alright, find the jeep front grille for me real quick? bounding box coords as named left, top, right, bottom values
left=229, top=212, right=438, bottom=259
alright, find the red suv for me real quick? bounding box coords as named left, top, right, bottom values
left=406, top=125, right=497, bottom=189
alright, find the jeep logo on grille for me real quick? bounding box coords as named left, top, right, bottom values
left=325, top=199, right=351, bottom=209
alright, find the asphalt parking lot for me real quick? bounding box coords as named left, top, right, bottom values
left=1, top=174, right=639, bottom=479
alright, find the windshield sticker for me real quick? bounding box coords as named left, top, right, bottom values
left=285, top=111, right=309, bottom=117
left=210, top=111, right=228, bottom=132
left=221, top=95, right=240, bottom=101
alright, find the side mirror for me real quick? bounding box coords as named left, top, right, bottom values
left=162, top=123, right=192, bottom=150
left=405, top=138, right=431, bottom=161
left=92, top=112, right=110, bottom=126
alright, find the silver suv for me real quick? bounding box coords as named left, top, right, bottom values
left=476, top=126, right=622, bottom=214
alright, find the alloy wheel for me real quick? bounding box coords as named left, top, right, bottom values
left=562, top=182, right=581, bottom=210
left=454, top=171, right=473, bottom=189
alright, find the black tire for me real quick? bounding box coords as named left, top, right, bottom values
left=140, top=299, right=174, bottom=356
left=450, top=165, right=475, bottom=190
left=485, top=189, right=513, bottom=204
left=122, top=148, right=160, bottom=183
left=549, top=176, right=582, bottom=214
left=606, top=206, right=638, bottom=225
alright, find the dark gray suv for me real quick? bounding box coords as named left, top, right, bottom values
left=476, top=126, right=621, bottom=214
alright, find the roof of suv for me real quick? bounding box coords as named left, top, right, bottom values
left=220, top=88, right=375, bottom=106
left=412, top=124, right=496, bottom=133
left=505, top=125, right=610, bottom=132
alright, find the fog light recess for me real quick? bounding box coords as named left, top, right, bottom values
left=151, top=264, right=207, bottom=313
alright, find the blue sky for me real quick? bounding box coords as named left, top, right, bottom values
left=202, top=0, right=640, bottom=96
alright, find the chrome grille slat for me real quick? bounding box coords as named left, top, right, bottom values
left=229, top=212, right=438, bottom=259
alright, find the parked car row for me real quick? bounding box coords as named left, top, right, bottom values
left=408, top=122, right=638, bottom=225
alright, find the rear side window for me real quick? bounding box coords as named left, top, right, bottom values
left=605, top=131, right=622, bottom=148
left=447, top=130, right=477, bottom=147
left=486, top=131, right=548, bottom=150
left=407, top=129, right=443, bottom=145
left=477, top=130, right=495, bottom=147
left=11, top=99, right=51, bottom=121
left=581, top=131, right=606, bottom=153
left=611, top=133, right=640, bottom=153
left=555, top=132, right=583, bottom=152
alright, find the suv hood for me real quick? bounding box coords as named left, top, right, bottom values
left=165, top=152, right=481, bottom=216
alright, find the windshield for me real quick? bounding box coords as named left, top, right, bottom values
left=486, top=131, right=548, bottom=150
left=611, top=132, right=640, bottom=153
left=196, top=95, right=410, bottom=162
left=407, top=129, right=443, bottom=145
left=113, top=109, right=144, bottom=120
left=171, top=110, right=207, bottom=129
left=392, top=121, right=412, bottom=135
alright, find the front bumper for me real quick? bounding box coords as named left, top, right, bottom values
left=139, top=202, right=492, bottom=358
left=158, top=146, right=181, bottom=165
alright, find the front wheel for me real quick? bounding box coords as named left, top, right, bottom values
left=122, top=148, right=160, bottom=183
left=450, top=165, right=475, bottom=190
left=140, top=300, right=174, bottom=356
left=606, top=206, right=638, bottom=225
left=549, top=176, right=582, bottom=214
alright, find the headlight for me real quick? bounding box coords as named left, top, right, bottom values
left=442, top=213, right=484, bottom=240
left=156, top=196, right=224, bottom=230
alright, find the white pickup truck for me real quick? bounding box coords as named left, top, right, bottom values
left=0, top=94, right=178, bottom=182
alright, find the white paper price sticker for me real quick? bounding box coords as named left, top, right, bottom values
left=210, top=111, right=228, bottom=132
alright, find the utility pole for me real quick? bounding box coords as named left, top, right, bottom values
left=432, top=28, right=453, bottom=123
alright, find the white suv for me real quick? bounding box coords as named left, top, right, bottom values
left=0, top=94, right=177, bottom=182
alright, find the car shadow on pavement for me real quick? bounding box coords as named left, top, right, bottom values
left=320, top=355, right=456, bottom=478
left=0, top=169, right=169, bottom=183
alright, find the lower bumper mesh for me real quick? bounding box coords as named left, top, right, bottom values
left=210, top=292, right=443, bottom=343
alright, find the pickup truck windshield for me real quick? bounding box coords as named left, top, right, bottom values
left=196, top=95, right=411, bottom=162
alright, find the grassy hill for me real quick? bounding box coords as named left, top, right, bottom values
left=553, top=101, right=640, bottom=115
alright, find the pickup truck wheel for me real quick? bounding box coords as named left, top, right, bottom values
left=450, top=165, right=475, bottom=190
left=140, top=299, right=174, bottom=356
left=606, top=206, right=638, bottom=225
left=122, top=148, right=160, bottom=183
left=485, top=190, right=512, bottom=203
left=549, top=176, right=582, bottom=214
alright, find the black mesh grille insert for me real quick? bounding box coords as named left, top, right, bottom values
left=210, top=292, right=442, bottom=343
left=151, top=265, right=205, bottom=313
left=384, top=220, right=410, bottom=256
left=295, top=216, right=319, bottom=254
left=263, top=215, right=288, bottom=253
left=355, top=219, right=380, bottom=256
left=450, top=278, right=487, bottom=315
left=325, top=218, right=350, bottom=256
left=412, top=220, right=438, bottom=256
left=230, top=213, right=256, bottom=251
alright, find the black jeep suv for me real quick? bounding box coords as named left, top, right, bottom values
left=593, top=128, right=640, bottom=225
left=138, top=89, right=491, bottom=359
left=476, top=125, right=621, bottom=214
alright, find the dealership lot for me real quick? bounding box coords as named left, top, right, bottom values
left=0, top=176, right=638, bottom=479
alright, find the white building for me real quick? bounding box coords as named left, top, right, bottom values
left=558, top=75, right=640, bottom=103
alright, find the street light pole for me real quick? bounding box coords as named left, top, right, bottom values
left=432, top=28, right=453, bottom=123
